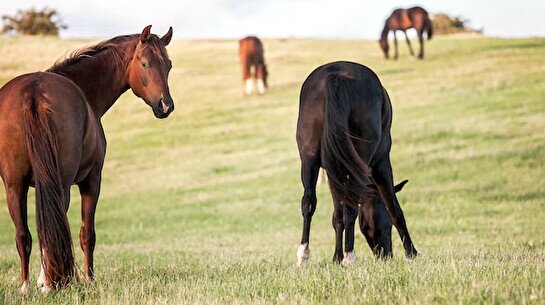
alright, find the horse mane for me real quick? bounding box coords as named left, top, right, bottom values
left=47, top=34, right=139, bottom=73
left=47, top=34, right=169, bottom=74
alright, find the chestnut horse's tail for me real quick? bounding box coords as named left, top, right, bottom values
left=424, top=16, right=433, bottom=40
left=321, top=74, right=373, bottom=208
left=21, top=93, right=74, bottom=287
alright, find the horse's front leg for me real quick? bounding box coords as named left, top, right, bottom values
left=78, top=169, right=102, bottom=282
left=403, top=30, right=415, bottom=57
left=297, top=155, right=320, bottom=266
left=393, top=31, right=399, bottom=60
left=417, top=31, right=425, bottom=59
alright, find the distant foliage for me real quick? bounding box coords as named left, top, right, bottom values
left=1, top=7, right=67, bottom=36
left=432, top=13, right=482, bottom=35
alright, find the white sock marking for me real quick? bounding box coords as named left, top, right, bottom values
left=297, top=243, right=310, bottom=266
left=342, top=251, right=356, bottom=265
left=256, top=78, right=266, bottom=94
left=20, top=280, right=30, bottom=294
left=244, top=79, right=254, bottom=95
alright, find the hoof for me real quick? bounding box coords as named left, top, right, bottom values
left=20, top=281, right=30, bottom=294
left=296, top=243, right=310, bottom=266
left=405, top=245, right=418, bottom=258
left=84, top=275, right=95, bottom=285
left=342, top=251, right=356, bottom=266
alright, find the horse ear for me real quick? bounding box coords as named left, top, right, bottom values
left=161, top=27, right=173, bottom=46
left=394, top=180, right=409, bottom=193
left=141, top=25, right=152, bottom=43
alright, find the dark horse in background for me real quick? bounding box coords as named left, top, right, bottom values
left=296, top=61, right=417, bottom=266
left=0, top=25, right=174, bottom=293
left=379, top=6, right=433, bottom=60
left=239, top=36, right=268, bottom=95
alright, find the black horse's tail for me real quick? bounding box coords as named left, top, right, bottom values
left=321, top=74, right=373, bottom=208
left=21, top=92, right=74, bottom=288
left=424, top=17, right=433, bottom=40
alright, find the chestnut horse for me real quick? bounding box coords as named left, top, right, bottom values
left=0, top=25, right=174, bottom=293
left=296, top=61, right=417, bottom=266
left=379, top=6, right=433, bottom=59
left=239, top=36, right=268, bottom=95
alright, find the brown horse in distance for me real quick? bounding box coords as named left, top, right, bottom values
left=296, top=61, right=417, bottom=266
left=239, top=36, right=268, bottom=95
left=379, top=6, right=433, bottom=59
left=0, top=25, right=174, bottom=293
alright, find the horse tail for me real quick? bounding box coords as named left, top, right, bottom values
left=321, top=74, right=373, bottom=208
left=21, top=91, right=74, bottom=288
left=424, top=16, right=433, bottom=40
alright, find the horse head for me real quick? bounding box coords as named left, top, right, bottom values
left=128, top=25, right=174, bottom=119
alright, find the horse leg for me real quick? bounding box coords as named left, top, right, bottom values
left=256, top=64, right=266, bottom=95
left=5, top=180, right=31, bottom=294
left=242, top=59, right=253, bottom=95
left=372, top=155, right=417, bottom=257
left=403, top=30, right=415, bottom=57
left=297, top=154, right=320, bottom=266
left=78, top=169, right=101, bottom=283
left=342, top=203, right=358, bottom=265
left=393, top=31, right=399, bottom=60
left=417, top=31, right=424, bottom=59
left=330, top=188, right=344, bottom=263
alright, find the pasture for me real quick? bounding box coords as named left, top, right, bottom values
left=0, top=34, right=544, bottom=304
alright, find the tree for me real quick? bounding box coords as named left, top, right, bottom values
left=432, top=13, right=482, bottom=35
left=1, top=7, right=67, bottom=36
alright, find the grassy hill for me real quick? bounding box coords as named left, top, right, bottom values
left=0, top=35, right=544, bottom=304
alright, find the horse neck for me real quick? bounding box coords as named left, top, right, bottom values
left=380, top=21, right=390, bottom=41
left=52, top=41, right=137, bottom=118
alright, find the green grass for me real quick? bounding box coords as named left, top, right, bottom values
left=0, top=34, right=544, bottom=304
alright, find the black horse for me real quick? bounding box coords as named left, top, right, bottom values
left=295, top=61, right=417, bottom=265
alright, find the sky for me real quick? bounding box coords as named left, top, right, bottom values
left=0, top=0, right=543, bottom=39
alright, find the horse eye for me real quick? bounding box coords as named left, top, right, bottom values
left=141, top=62, right=148, bottom=68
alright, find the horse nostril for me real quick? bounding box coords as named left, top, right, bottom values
left=160, top=98, right=169, bottom=113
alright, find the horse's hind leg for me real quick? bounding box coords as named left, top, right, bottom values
left=4, top=180, right=31, bottom=293
left=330, top=187, right=344, bottom=263
left=241, top=59, right=253, bottom=95
left=342, top=203, right=358, bottom=265
left=372, top=156, right=417, bottom=258
left=297, top=154, right=320, bottom=266
left=78, top=169, right=102, bottom=283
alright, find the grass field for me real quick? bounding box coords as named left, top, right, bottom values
left=0, top=34, right=544, bottom=304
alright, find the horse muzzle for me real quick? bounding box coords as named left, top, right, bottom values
left=152, top=98, right=174, bottom=119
